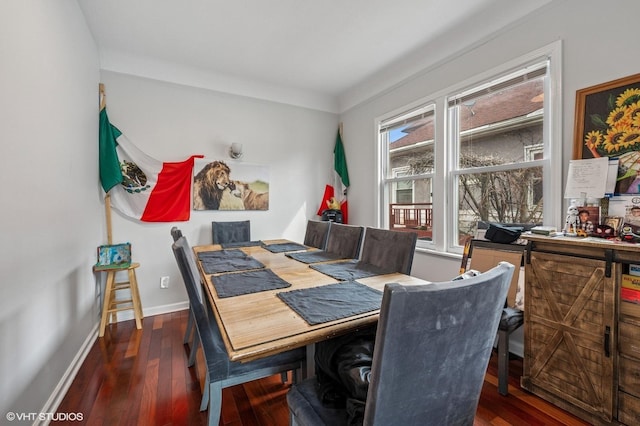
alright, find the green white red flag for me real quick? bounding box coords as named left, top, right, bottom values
left=317, top=129, right=350, bottom=223
left=99, top=107, right=202, bottom=222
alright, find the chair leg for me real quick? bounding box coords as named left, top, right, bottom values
left=188, top=330, right=199, bottom=368
left=184, top=308, right=194, bottom=344
left=127, top=267, right=144, bottom=329
left=207, top=381, right=223, bottom=426
left=201, top=376, right=210, bottom=411
left=498, top=329, right=510, bottom=396
left=99, top=271, right=116, bottom=337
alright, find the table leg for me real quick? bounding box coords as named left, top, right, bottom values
left=305, top=343, right=316, bottom=379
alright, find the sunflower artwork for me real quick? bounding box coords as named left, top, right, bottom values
left=574, top=73, right=640, bottom=194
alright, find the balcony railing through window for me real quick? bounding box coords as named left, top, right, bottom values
left=389, top=203, right=433, bottom=240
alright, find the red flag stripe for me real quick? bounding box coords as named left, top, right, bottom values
left=141, top=155, right=201, bottom=222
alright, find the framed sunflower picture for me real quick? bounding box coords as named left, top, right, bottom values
left=573, top=73, right=640, bottom=194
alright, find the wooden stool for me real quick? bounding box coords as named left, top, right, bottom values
left=94, top=262, right=143, bottom=337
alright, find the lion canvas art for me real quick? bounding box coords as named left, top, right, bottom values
left=192, top=159, right=269, bottom=211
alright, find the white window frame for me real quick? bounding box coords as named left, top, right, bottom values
left=376, top=41, right=562, bottom=254
left=378, top=102, right=436, bottom=248
left=524, top=144, right=544, bottom=206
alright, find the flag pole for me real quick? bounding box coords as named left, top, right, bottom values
left=99, top=83, right=106, bottom=110
left=105, top=193, right=113, bottom=245
left=99, top=83, right=113, bottom=245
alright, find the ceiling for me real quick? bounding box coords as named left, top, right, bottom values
left=77, top=0, right=553, bottom=112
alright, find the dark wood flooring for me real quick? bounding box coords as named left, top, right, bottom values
left=53, top=311, right=590, bottom=425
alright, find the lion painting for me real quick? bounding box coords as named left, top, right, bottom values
left=231, top=181, right=269, bottom=210
left=193, top=161, right=234, bottom=210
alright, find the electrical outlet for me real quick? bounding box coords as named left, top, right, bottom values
left=160, top=276, right=170, bottom=289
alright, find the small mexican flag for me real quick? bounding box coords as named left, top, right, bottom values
left=99, top=107, right=202, bottom=222
left=317, top=129, right=350, bottom=223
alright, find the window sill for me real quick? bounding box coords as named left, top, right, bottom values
left=415, top=245, right=462, bottom=261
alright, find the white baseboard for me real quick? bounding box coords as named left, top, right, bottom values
left=114, top=301, right=189, bottom=322
left=145, top=301, right=189, bottom=317
left=36, top=301, right=189, bottom=426
left=35, top=323, right=98, bottom=426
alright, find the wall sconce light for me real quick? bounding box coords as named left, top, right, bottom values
left=229, top=142, right=243, bottom=159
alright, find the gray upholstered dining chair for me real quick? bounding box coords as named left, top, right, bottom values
left=359, top=227, right=418, bottom=275
left=170, top=226, right=197, bottom=363
left=303, top=220, right=331, bottom=249
left=172, top=236, right=306, bottom=426
left=323, top=222, right=364, bottom=259
left=212, top=220, right=251, bottom=244
left=171, top=226, right=202, bottom=366
left=286, top=262, right=515, bottom=426
left=288, top=222, right=363, bottom=265
left=171, top=226, right=193, bottom=347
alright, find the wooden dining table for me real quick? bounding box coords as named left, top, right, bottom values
left=192, top=239, right=430, bottom=370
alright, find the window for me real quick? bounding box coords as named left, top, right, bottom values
left=448, top=64, right=547, bottom=245
left=380, top=104, right=436, bottom=243
left=377, top=42, right=561, bottom=253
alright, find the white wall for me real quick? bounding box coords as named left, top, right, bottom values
left=339, top=0, right=640, bottom=282
left=0, top=0, right=101, bottom=417
left=99, top=71, right=337, bottom=316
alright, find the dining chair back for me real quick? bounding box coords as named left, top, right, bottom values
left=323, top=222, right=364, bottom=259
left=170, top=226, right=183, bottom=242
left=303, top=220, right=331, bottom=249
left=287, top=262, right=515, bottom=426
left=359, top=227, right=418, bottom=275
left=172, top=237, right=306, bottom=426
left=212, top=220, right=251, bottom=244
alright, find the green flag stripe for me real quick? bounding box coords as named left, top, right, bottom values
left=334, top=130, right=350, bottom=188
left=99, top=108, right=123, bottom=193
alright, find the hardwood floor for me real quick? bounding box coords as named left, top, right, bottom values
left=53, top=311, right=590, bottom=425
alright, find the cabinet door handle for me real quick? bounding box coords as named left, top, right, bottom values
left=604, top=326, right=611, bottom=358
left=604, top=249, right=613, bottom=278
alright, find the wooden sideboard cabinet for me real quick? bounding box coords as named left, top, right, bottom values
left=618, top=291, right=640, bottom=423
left=522, top=234, right=640, bottom=425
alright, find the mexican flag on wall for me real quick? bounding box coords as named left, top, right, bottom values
left=317, top=128, right=350, bottom=223
left=99, top=107, right=202, bottom=222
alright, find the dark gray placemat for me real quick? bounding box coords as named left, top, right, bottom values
left=262, top=241, right=309, bottom=253
left=310, top=260, right=393, bottom=280
left=277, top=281, right=383, bottom=325
left=285, top=250, right=346, bottom=264
left=212, top=269, right=291, bottom=298
left=197, top=249, right=247, bottom=260
left=220, top=240, right=264, bottom=249
left=200, top=255, right=265, bottom=274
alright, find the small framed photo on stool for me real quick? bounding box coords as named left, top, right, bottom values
left=96, top=243, right=131, bottom=269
